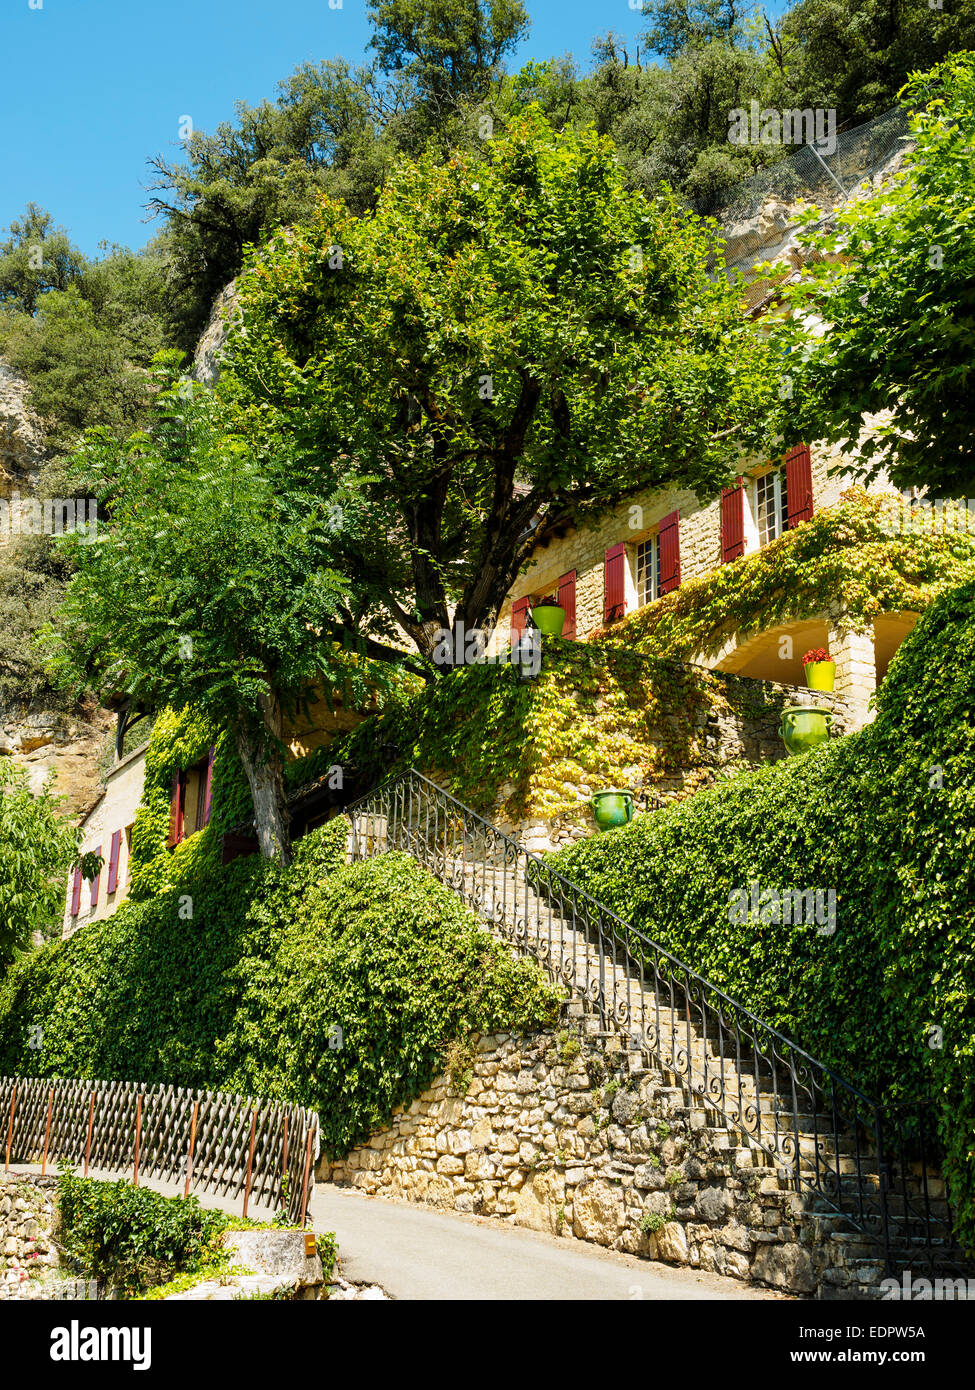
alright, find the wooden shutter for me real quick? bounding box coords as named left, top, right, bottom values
left=658, top=511, right=681, bottom=594
left=557, top=570, right=577, bottom=639
left=89, top=847, right=101, bottom=909
left=201, top=745, right=216, bottom=828
left=510, top=596, right=531, bottom=641
left=69, top=866, right=82, bottom=916
left=785, top=443, right=813, bottom=527
left=106, top=830, right=122, bottom=894
left=603, top=544, right=627, bottom=624
left=168, top=771, right=186, bottom=848
left=721, top=481, right=745, bottom=562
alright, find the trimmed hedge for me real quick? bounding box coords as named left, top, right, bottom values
left=551, top=580, right=975, bottom=1253
left=0, top=819, right=560, bottom=1158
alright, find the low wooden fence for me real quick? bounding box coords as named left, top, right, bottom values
left=1, top=1076, right=319, bottom=1227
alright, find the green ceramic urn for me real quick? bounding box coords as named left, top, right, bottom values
left=591, top=789, right=635, bottom=830
left=779, top=705, right=833, bottom=756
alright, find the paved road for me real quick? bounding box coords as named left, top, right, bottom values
left=310, top=1185, right=780, bottom=1301
left=12, top=1162, right=780, bottom=1301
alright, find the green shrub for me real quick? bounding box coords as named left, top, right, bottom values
left=551, top=579, right=975, bottom=1253
left=0, top=818, right=560, bottom=1158
left=57, top=1170, right=233, bottom=1296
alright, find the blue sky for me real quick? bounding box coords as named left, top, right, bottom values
left=0, top=0, right=787, bottom=258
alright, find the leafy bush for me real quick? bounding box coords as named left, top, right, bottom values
left=0, top=761, right=92, bottom=967
left=551, top=579, right=975, bottom=1252
left=57, top=1170, right=233, bottom=1296
left=0, top=818, right=560, bottom=1157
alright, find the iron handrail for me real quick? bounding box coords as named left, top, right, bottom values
left=347, top=768, right=878, bottom=1110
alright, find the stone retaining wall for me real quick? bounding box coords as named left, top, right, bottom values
left=320, top=1025, right=886, bottom=1299
left=0, top=1174, right=63, bottom=1300
left=498, top=672, right=853, bottom=856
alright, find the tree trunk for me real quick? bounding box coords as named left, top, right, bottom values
left=235, top=699, right=292, bottom=865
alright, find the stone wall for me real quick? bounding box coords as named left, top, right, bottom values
left=64, top=739, right=148, bottom=937
left=320, top=1025, right=887, bottom=1299
left=495, top=669, right=853, bottom=856
left=0, top=1174, right=63, bottom=1300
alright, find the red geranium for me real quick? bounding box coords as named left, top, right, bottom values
left=802, top=647, right=832, bottom=666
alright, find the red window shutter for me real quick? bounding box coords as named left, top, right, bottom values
left=90, top=846, right=101, bottom=909
left=107, top=830, right=122, bottom=894
left=658, top=511, right=681, bottom=594
left=721, top=481, right=745, bottom=562
left=557, top=570, right=577, bottom=639
left=69, top=866, right=82, bottom=916
left=603, top=544, right=627, bottom=624
left=510, top=597, right=531, bottom=641
left=201, top=745, right=216, bottom=828
left=785, top=443, right=813, bottom=527
left=168, top=771, right=186, bottom=848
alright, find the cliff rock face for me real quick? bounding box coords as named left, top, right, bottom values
left=192, top=278, right=239, bottom=387
left=0, top=357, right=113, bottom=817
left=0, top=709, right=115, bottom=818
left=0, top=361, right=44, bottom=497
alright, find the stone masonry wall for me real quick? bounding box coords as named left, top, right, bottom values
left=0, top=1174, right=63, bottom=1300
left=320, top=1025, right=887, bottom=1300
left=495, top=670, right=853, bottom=856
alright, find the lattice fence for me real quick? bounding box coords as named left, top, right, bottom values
left=1, top=1076, right=319, bottom=1226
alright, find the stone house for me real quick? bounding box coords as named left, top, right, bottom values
left=64, top=739, right=147, bottom=937
left=490, top=440, right=921, bottom=730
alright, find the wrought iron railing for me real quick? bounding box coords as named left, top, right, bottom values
left=347, top=768, right=966, bottom=1275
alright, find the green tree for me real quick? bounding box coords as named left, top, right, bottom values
left=780, top=0, right=975, bottom=124
left=771, top=52, right=975, bottom=494
left=220, top=109, right=779, bottom=670
left=0, top=204, right=85, bottom=316
left=369, top=0, right=529, bottom=115
left=50, top=365, right=370, bottom=863
left=0, top=761, right=91, bottom=967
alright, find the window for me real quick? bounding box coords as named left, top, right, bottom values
left=755, top=467, right=789, bottom=546
left=634, top=535, right=662, bottom=607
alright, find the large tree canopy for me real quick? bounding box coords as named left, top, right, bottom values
left=771, top=52, right=975, bottom=495
left=219, top=109, right=778, bottom=667
left=50, top=364, right=379, bottom=863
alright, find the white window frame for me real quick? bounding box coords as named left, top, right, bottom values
left=630, top=532, right=662, bottom=609
left=753, top=466, right=789, bottom=547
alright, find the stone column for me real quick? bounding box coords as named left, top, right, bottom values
left=827, top=617, right=876, bottom=730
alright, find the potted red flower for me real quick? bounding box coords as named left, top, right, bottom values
left=802, top=647, right=835, bottom=692
left=530, top=595, right=566, bottom=637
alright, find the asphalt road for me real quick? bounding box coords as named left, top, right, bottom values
left=309, top=1184, right=780, bottom=1301
left=12, top=1162, right=781, bottom=1301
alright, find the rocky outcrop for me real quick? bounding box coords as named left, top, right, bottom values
left=0, top=708, right=114, bottom=817
left=192, top=279, right=240, bottom=387
left=0, top=361, right=44, bottom=497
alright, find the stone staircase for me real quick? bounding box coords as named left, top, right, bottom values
left=347, top=770, right=969, bottom=1288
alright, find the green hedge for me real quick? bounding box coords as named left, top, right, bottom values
left=0, top=819, right=560, bottom=1158
left=551, top=580, right=975, bottom=1252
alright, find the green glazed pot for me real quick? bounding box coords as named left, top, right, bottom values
left=780, top=705, right=833, bottom=756
left=804, top=660, right=836, bottom=692
left=531, top=604, right=566, bottom=637
left=591, top=789, right=635, bottom=831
